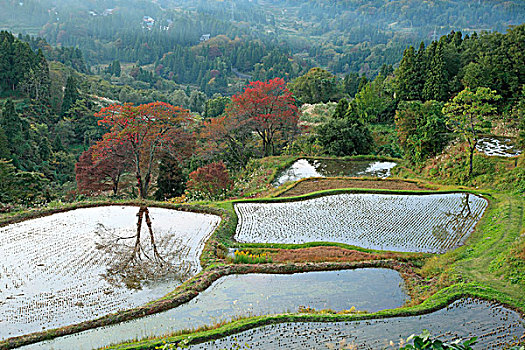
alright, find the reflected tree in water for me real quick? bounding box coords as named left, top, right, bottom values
left=95, top=206, right=192, bottom=289
left=432, top=193, right=473, bottom=248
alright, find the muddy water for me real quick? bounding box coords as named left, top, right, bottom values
left=273, top=159, right=397, bottom=187
left=0, top=206, right=220, bottom=340
left=23, top=268, right=407, bottom=349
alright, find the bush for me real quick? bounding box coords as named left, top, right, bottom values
left=316, top=116, right=374, bottom=156
left=186, top=161, right=233, bottom=200
left=231, top=250, right=272, bottom=264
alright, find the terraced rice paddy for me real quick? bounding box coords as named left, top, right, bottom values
left=22, top=269, right=407, bottom=350
left=191, top=298, right=525, bottom=349
left=0, top=206, right=220, bottom=340
left=273, top=159, right=397, bottom=187
left=235, top=193, right=487, bottom=253
left=476, top=137, right=522, bottom=157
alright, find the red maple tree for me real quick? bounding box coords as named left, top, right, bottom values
left=76, top=143, right=132, bottom=196
left=227, top=78, right=300, bottom=156
left=92, top=102, right=194, bottom=199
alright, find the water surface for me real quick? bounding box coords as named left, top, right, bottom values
left=235, top=193, right=487, bottom=253
left=476, top=137, right=521, bottom=157
left=273, top=159, right=397, bottom=187
left=192, top=298, right=524, bottom=349
left=0, top=206, right=220, bottom=340
left=23, top=269, right=407, bottom=349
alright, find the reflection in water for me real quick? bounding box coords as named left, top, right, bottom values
left=23, top=269, right=407, bottom=350
left=96, top=206, right=190, bottom=289
left=0, top=206, right=220, bottom=340
left=432, top=193, right=472, bottom=244
left=273, top=159, right=397, bottom=187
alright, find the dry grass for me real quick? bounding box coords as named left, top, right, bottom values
left=264, top=246, right=402, bottom=263
left=278, top=178, right=432, bottom=197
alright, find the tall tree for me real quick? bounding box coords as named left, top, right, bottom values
left=316, top=106, right=374, bottom=156
left=186, top=161, right=233, bottom=200
left=423, top=42, right=450, bottom=101
left=228, top=78, right=300, bottom=156
left=395, top=100, right=448, bottom=164
left=154, top=153, right=186, bottom=201
left=0, top=126, right=10, bottom=160
left=200, top=114, right=254, bottom=168
left=443, top=87, right=501, bottom=176
left=93, top=102, right=194, bottom=198
left=61, top=75, right=80, bottom=116
left=288, top=68, right=340, bottom=104
left=396, top=45, right=422, bottom=101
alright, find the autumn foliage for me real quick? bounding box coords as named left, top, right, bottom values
left=186, top=161, right=233, bottom=200
left=76, top=145, right=131, bottom=195
left=91, top=102, right=194, bottom=198
left=227, top=78, right=300, bottom=156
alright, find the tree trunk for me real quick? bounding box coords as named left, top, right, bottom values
left=469, top=146, right=474, bottom=177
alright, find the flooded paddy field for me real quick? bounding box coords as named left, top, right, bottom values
left=0, top=206, right=220, bottom=340
left=235, top=193, right=487, bottom=253
left=192, top=298, right=524, bottom=349
left=273, top=159, right=397, bottom=187
left=476, top=137, right=522, bottom=157
left=22, top=269, right=407, bottom=349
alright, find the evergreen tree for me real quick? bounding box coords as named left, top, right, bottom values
left=112, top=60, right=121, bottom=77
left=395, top=46, right=420, bottom=101
left=317, top=107, right=374, bottom=156
left=0, top=99, right=21, bottom=143
left=61, top=75, right=80, bottom=116
left=357, top=76, right=369, bottom=93
left=333, top=98, right=349, bottom=119
left=423, top=42, right=449, bottom=101
left=154, top=154, right=186, bottom=201
left=0, top=126, right=10, bottom=160
left=343, top=72, right=360, bottom=97
left=53, top=134, right=65, bottom=152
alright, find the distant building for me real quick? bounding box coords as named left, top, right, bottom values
left=143, top=16, right=155, bottom=30
left=102, top=8, right=115, bottom=16
left=200, top=34, right=211, bottom=42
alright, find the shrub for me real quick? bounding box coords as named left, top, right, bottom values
left=186, top=161, right=233, bottom=200
left=231, top=250, right=272, bottom=264
left=316, top=111, right=374, bottom=156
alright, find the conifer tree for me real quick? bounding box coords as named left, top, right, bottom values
left=0, top=100, right=22, bottom=146
left=423, top=42, right=449, bottom=101
left=396, top=46, right=421, bottom=101
left=0, top=126, right=10, bottom=160
left=61, top=75, right=80, bottom=116
left=333, top=98, right=349, bottom=119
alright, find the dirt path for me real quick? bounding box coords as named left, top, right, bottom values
left=278, top=178, right=431, bottom=197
